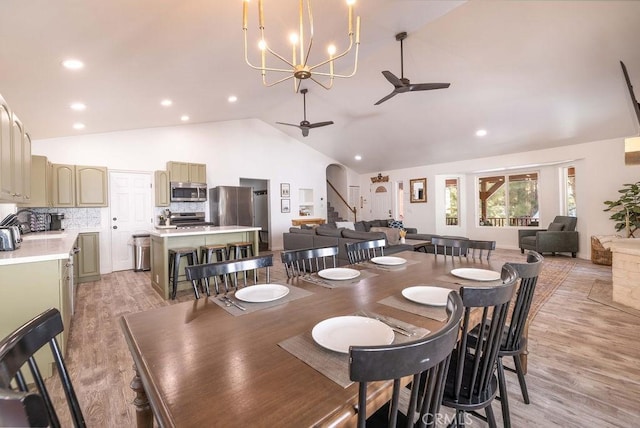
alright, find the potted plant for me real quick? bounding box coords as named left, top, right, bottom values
left=603, top=181, right=640, bottom=238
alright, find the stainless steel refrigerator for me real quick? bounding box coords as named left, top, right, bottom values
left=209, top=186, right=254, bottom=226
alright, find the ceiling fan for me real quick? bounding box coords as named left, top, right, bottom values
left=375, top=31, right=451, bottom=106
left=276, top=89, right=334, bottom=137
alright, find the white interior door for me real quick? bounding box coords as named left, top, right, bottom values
left=110, top=171, right=152, bottom=271
left=370, top=182, right=392, bottom=220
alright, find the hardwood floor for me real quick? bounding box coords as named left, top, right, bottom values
left=49, top=250, right=639, bottom=427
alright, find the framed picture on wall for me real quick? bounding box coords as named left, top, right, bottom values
left=280, top=183, right=290, bottom=197
left=281, top=198, right=291, bottom=213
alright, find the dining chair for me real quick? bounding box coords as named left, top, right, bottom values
left=185, top=254, right=273, bottom=296
left=441, top=263, right=518, bottom=428
left=345, top=238, right=386, bottom=264
left=431, top=237, right=469, bottom=259
left=0, top=388, right=48, bottom=427
left=280, top=246, right=338, bottom=278
left=349, top=291, right=464, bottom=428
left=466, top=239, right=496, bottom=261
left=0, top=308, right=86, bottom=428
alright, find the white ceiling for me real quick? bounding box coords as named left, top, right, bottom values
left=1, top=1, right=639, bottom=174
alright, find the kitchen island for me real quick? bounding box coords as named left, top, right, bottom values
left=150, top=225, right=261, bottom=299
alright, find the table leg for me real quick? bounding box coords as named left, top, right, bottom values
left=130, top=364, right=153, bottom=428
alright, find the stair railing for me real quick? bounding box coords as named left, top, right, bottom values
left=327, top=180, right=357, bottom=222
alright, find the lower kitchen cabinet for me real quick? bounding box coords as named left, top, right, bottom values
left=75, top=232, right=101, bottom=283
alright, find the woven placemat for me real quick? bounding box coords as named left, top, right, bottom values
left=209, top=284, right=313, bottom=316
left=278, top=313, right=429, bottom=388
left=378, top=294, right=449, bottom=322
left=300, top=269, right=379, bottom=289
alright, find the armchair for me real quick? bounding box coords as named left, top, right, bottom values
left=518, top=216, right=578, bottom=257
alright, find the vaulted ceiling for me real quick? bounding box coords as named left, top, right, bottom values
left=1, top=1, right=639, bottom=174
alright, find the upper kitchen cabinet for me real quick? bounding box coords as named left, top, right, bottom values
left=52, top=164, right=76, bottom=207
left=154, top=170, right=170, bottom=207
left=167, top=161, right=206, bottom=183
left=20, top=155, right=51, bottom=208
left=0, top=97, right=32, bottom=203
left=0, top=101, right=12, bottom=200
left=76, top=165, right=108, bottom=207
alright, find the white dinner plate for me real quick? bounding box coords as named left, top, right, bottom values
left=450, top=268, right=501, bottom=282
left=234, top=284, right=290, bottom=303
left=370, top=256, right=407, bottom=266
left=317, top=268, right=361, bottom=281
left=402, top=286, right=452, bottom=306
left=312, top=316, right=395, bottom=354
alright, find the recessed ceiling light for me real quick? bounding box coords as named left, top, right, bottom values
left=62, top=59, right=84, bottom=70
left=354, top=155, right=362, bottom=161
left=181, top=115, right=190, bottom=122
left=73, top=123, right=85, bottom=130
left=70, top=102, right=86, bottom=111
left=228, top=95, right=238, bottom=103
left=475, top=129, right=488, bottom=137
left=160, top=99, right=173, bottom=107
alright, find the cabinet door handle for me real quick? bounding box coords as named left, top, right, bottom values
left=113, top=225, right=118, bottom=229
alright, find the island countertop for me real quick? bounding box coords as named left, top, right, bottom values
left=150, top=225, right=261, bottom=238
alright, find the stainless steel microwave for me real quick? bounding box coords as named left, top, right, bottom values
left=170, top=182, right=207, bottom=202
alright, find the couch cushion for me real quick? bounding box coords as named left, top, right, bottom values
left=316, top=227, right=345, bottom=237
left=548, top=222, right=565, bottom=231
left=388, top=219, right=404, bottom=229
left=336, top=221, right=355, bottom=230
left=370, top=226, right=400, bottom=245
left=342, top=229, right=386, bottom=241
left=354, top=221, right=367, bottom=232
left=289, top=227, right=316, bottom=235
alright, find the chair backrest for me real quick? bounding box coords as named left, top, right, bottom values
left=552, top=216, right=577, bottom=232
left=185, top=254, right=273, bottom=295
left=280, top=246, right=338, bottom=278
left=350, top=291, right=464, bottom=428
left=0, top=308, right=85, bottom=428
left=466, top=240, right=496, bottom=261
left=0, top=388, right=49, bottom=427
left=448, top=264, right=518, bottom=404
left=345, top=239, right=386, bottom=264
left=503, top=251, right=544, bottom=351
left=431, top=237, right=469, bottom=258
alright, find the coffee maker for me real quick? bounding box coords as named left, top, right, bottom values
left=49, top=213, right=65, bottom=231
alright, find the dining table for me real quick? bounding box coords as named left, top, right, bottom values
left=120, top=250, right=505, bottom=428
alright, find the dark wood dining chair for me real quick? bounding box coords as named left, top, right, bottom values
left=466, top=239, right=496, bottom=261
left=346, top=238, right=386, bottom=264
left=441, top=264, right=518, bottom=428
left=431, top=237, right=469, bottom=259
left=280, top=246, right=338, bottom=278
left=0, top=308, right=86, bottom=428
left=349, top=291, right=464, bottom=428
left=185, top=254, right=273, bottom=296
left=0, top=388, right=49, bottom=427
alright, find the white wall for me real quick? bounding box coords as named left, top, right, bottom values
left=26, top=118, right=346, bottom=271
left=355, top=137, right=640, bottom=259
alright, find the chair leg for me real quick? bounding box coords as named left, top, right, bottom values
left=497, top=358, right=511, bottom=428
left=513, top=354, right=530, bottom=404
left=485, top=403, right=497, bottom=428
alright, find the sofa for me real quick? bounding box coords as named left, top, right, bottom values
left=283, top=219, right=468, bottom=264
left=518, top=215, right=578, bottom=257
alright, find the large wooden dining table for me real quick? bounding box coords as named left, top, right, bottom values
left=120, top=250, right=506, bottom=427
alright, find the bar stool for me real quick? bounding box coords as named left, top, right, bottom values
left=226, top=241, right=254, bottom=260
left=199, top=244, right=227, bottom=264
left=168, top=247, right=199, bottom=299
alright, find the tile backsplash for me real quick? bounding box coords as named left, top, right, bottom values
left=31, top=207, right=102, bottom=230
left=153, top=202, right=208, bottom=222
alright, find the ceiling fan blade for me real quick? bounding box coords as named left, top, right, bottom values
left=308, top=121, right=334, bottom=129
left=381, top=71, right=405, bottom=88
left=276, top=122, right=302, bottom=129
left=374, top=91, right=399, bottom=106
left=408, top=82, right=451, bottom=92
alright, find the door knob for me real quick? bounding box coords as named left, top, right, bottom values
left=113, top=225, right=118, bottom=229
left=113, top=217, right=117, bottom=221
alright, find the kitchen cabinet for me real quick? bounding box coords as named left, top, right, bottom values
left=0, top=101, right=12, bottom=200
left=167, top=161, right=206, bottom=183
left=0, top=96, right=32, bottom=203
left=154, top=170, right=170, bottom=207
left=76, top=165, right=108, bottom=207
left=20, top=155, right=52, bottom=207
left=21, top=131, right=32, bottom=203
left=52, top=163, right=76, bottom=207
left=75, top=232, right=101, bottom=283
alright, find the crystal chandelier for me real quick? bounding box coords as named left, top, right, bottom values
left=242, top=0, right=361, bottom=91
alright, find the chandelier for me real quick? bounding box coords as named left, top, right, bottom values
left=242, top=0, right=361, bottom=91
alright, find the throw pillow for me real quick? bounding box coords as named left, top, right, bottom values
left=370, top=226, right=400, bottom=245
left=388, top=219, right=404, bottom=229
left=547, top=222, right=565, bottom=231
left=335, top=221, right=355, bottom=230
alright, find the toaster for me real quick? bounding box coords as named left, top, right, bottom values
left=0, top=226, right=22, bottom=251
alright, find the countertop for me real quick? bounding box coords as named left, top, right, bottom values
left=150, top=225, right=261, bottom=238
left=0, top=231, right=79, bottom=266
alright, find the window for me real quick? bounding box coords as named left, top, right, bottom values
left=445, top=178, right=459, bottom=225
left=563, top=166, right=576, bottom=216
left=478, top=173, right=539, bottom=227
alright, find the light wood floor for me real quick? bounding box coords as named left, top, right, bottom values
left=53, top=250, right=639, bottom=427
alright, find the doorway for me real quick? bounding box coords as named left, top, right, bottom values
left=109, top=171, right=152, bottom=271
left=239, top=178, right=270, bottom=251
left=370, top=182, right=393, bottom=220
